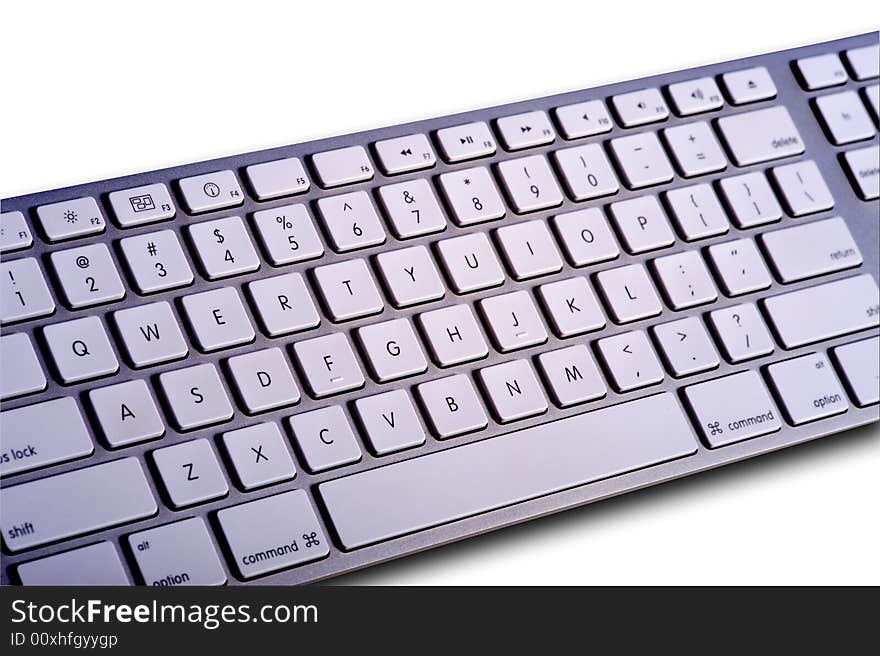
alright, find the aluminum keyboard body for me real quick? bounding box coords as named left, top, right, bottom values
left=1, top=33, right=878, bottom=585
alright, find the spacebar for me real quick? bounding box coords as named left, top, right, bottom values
left=319, top=392, right=698, bottom=550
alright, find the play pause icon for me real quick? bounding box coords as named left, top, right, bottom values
left=459, top=135, right=474, bottom=145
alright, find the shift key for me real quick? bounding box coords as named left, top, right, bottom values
left=1, top=458, right=157, bottom=552
left=716, top=106, right=805, bottom=166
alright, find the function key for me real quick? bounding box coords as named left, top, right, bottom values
left=36, top=196, right=106, bottom=242
left=244, top=157, right=310, bottom=201
left=844, top=44, right=880, bottom=81
left=495, top=110, right=556, bottom=150
left=178, top=170, right=244, bottom=214
left=436, top=121, right=496, bottom=162
left=0, top=210, right=33, bottom=252
left=610, top=88, right=669, bottom=127
left=721, top=66, right=777, bottom=104
left=553, top=100, right=613, bottom=139
left=374, top=133, right=436, bottom=174
left=795, top=53, right=847, bottom=90
left=666, top=77, right=724, bottom=116
left=108, top=183, right=176, bottom=227
left=815, top=90, right=876, bottom=145
left=311, top=145, right=374, bottom=188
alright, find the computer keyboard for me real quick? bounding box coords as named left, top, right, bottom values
left=1, top=32, right=878, bottom=585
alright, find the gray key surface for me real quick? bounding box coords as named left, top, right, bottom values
left=1, top=458, right=157, bottom=552
left=716, top=106, right=804, bottom=166
left=128, top=518, right=226, bottom=586
left=35, top=196, right=106, bottom=241
left=217, top=490, right=329, bottom=579
left=17, top=542, right=130, bottom=586
left=88, top=379, right=165, bottom=448
left=43, top=316, right=119, bottom=384
left=0, top=210, right=33, bottom=252
left=0, top=397, right=93, bottom=476
left=108, top=183, right=176, bottom=227
left=245, top=157, right=310, bottom=200
left=320, top=392, right=697, bottom=549
left=0, top=333, right=47, bottom=399
left=1, top=258, right=56, bottom=324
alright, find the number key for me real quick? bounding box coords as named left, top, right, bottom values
left=437, top=167, right=505, bottom=226
left=377, top=178, right=447, bottom=239
left=1, top=258, right=56, bottom=324
left=495, top=154, right=563, bottom=213
left=50, top=243, right=126, bottom=309
left=252, top=203, right=323, bottom=265
left=552, top=144, right=620, bottom=201
left=187, top=215, right=260, bottom=279
left=316, top=190, right=386, bottom=252
left=119, top=229, right=194, bottom=294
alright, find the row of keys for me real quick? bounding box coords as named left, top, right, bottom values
left=10, top=326, right=876, bottom=581
left=1, top=451, right=326, bottom=582
left=796, top=44, right=880, bottom=90
left=323, top=327, right=878, bottom=551
left=0, top=63, right=793, bottom=250
left=0, top=92, right=809, bottom=257
left=2, top=276, right=874, bottom=486
left=0, top=163, right=838, bottom=339
left=3, top=299, right=877, bottom=553
left=1, top=150, right=835, bottom=328
left=3, top=251, right=874, bottom=449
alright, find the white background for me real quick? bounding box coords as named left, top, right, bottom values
left=3, top=1, right=878, bottom=584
